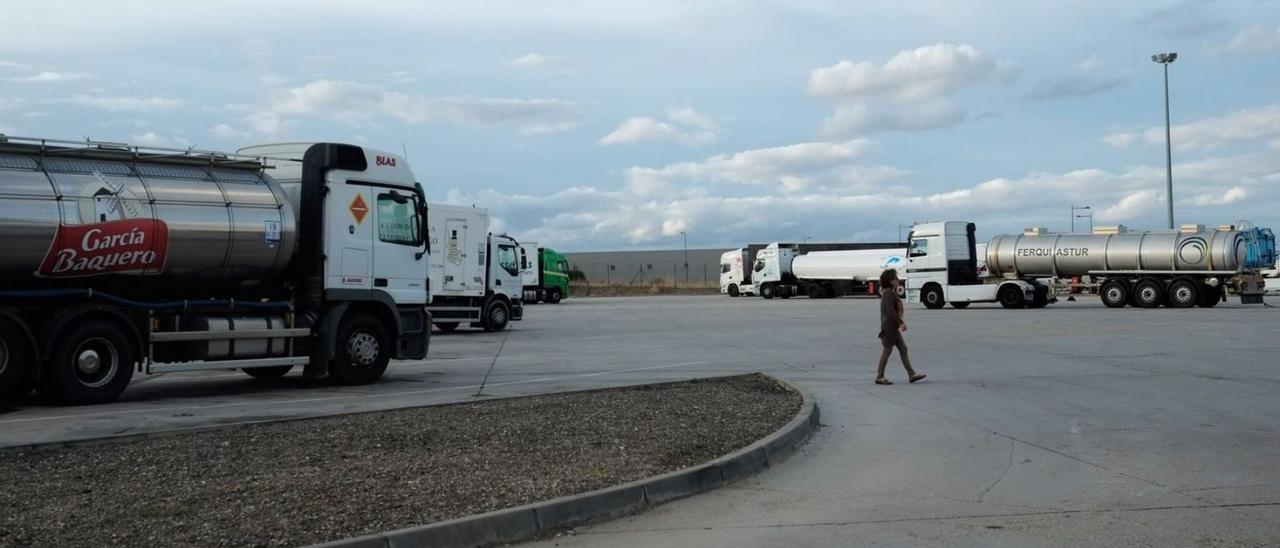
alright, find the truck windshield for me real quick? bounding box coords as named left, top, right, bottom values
left=909, top=239, right=929, bottom=258
left=498, top=244, right=520, bottom=276
left=377, top=193, right=421, bottom=246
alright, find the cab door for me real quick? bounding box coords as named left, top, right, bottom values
left=325, top=176, right=373, bottom=292
left=370, top=188, right=428, bottom=304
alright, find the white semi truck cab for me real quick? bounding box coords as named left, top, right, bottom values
left=905, top=222, right=1043, bottom=309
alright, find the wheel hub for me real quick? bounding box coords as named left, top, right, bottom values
left=77, top=349, right=101, bottom=375
left=346, top=332, right=380, bottom=366
left=72, top=337, right=118, bottom=388
left=1174, top=287, right=1192, bottom=303
left=492, top=307, right=507, bottom=323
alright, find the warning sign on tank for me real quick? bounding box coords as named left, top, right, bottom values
left=349, top=193, right=369, bottom=225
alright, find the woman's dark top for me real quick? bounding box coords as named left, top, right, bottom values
left=879, top=287, right=904, bottom=346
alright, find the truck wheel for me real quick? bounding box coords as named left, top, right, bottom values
left=483, top=299, right=511, bottom=332
left=330, top=314, right=390, bottom=385
left=0, top=320, right=32, bottom=403
left=1133, top=279, right=1165, bottom=308
left=1167, top=279, right=1199, bottom=308
left=922, top=285, right=945, bottom=309
left=42, top=319, right=135, bottom=405
left=998, top=285, right=1025, bottom=309
left=761, top=284, right=775, bottom=300
left=728, top=284, right=740, bottom=297
left=546, top=288, right=564, bottom=304
left=1029, top=287, right=1050, bottom=309
left=1197, top=285, right=1222, bottom=308
left=435, top=322, right=459, bottom=332
left=950, top=302, right=970, bottom=309
left=243, top=366, right=293, bottom=380
left=1100, top=280, right=1128, bottom=308
left=807, top=285, right=823, bottom=299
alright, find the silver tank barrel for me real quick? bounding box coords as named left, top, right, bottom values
left=0, top=147, right=297, bottom=298
left=987, top=230, right=1246, bottom=278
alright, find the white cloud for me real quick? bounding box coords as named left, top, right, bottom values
left=511, top=53, right=548, bottom=67
left=1216, top=22, right=1280, bottom=54
left=5, top=71, right=91, bottom=83
left=600, top=106, right=717, bottom=146
left=65, top=94, right=184, bottom=112
left=1190, top=186, right=1247, bottom=207
left=259, top=79, right=583, bottom=136
left=1102, top=104, right=1280, bottom=151
left=623, top=140, right=872, bottom=193
left=131, top=131, right=190, bottom=148
left=809, top=44, right=1014, bottom=136
left=210, top=123, right=252, bottom=142
left=0, top=60, right=29, bottom=71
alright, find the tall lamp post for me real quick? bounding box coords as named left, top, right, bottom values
left=1152, top=52, right=1177, bottom=229
left=680, top=230, right=688, bottom=285
left=1071, top=204, right=1092, bottom=233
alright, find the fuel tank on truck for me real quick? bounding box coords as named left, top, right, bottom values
left=986, top=229, right=1247, bottom=278
left=791, top=249, right=906, bottom=281
left=0, top=142, right=297, bottom=299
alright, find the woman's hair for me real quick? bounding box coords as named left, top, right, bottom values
left=879, top=268, right=898, bottom=287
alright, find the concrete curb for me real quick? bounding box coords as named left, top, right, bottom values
left=310, top=374, right=819, bottom=548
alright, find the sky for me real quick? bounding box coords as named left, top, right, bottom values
left=2, top=0, right=1278, bottom=251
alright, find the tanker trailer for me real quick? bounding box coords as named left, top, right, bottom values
left=906, top=221, right=1275, bottom=310
left=790, top=248, right=906, bottom=298
left=0, top=137, right=431, bottom=405
left=754, top=241, right=904, bottom=299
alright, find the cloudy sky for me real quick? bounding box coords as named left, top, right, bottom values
left=3, top=1, right=1279, bottom=250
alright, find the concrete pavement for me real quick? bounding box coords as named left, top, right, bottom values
left=3, top=295, right=1278, bottom=546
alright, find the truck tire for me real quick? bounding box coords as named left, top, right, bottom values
left=1197, top=285, right=1222, bottom=308
left=1133, top=278, right=1164, bottom=308
left=243, top=366, right=293, bottom=380
left=42, top=318, right=135, bottom=405
left=0, top=320, right=31, bottom=403
left=1100, top=280, right=1128, bottom=308
left=1166, top=278, right=1199, bottom=308
left=761, top=284, right=775, bottom=300
left=329, top=314, right=390, bottom=385
left=435, top=322, right=459, bottom=332
left=950, top=302, right=970, bottom=309
left=1029, top=287, right=1050, bottom=309
left=728, top=284, right=740, bottom=297
left=921, top=285, right=945, bottom=309
left=546, top=288, right=564, bottom=304
left=998, top=285, right=1025, bottom=309
left=483, top=299, right=511, bottom=332
left=806, top=285, right=823, bottom=299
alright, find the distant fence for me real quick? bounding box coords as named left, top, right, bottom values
left=570, top=261, right=717, bottom=288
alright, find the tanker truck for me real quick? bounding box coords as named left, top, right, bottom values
left=906, top=221, right=1275, bottom=309
left=753, top=241, right=906, bottom=299
left=0, top=137, right=431, bottom=405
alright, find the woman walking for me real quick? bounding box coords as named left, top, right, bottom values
left=877, top=269, right=925, bottom=385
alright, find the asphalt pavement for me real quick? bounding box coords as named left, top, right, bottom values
left=3, top=294, right=1278, bottom=547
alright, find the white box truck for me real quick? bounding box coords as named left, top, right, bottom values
left=426, top=204, right=524, bottom=332
left=0, top=137, right=431, bottom=405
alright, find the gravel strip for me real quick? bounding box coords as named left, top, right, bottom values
left=0, top=373, right=800, bottom=548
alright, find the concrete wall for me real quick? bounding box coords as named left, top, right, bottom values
left=563, top=248, right=732, bottom=287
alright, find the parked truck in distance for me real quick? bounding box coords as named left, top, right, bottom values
left=426, top=204, right=524, bottom=332
left=0, top=138, right=431, bottom=405
left=521, top=243, right=570, bottom=304
left=720, top=244, right=767, bottom=297
left=907, top=221, right=1276, bottom=309
left=752, top=242, right=906, bottom=299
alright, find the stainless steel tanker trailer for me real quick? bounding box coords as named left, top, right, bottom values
left=906, top=221, right=1275, bottom=309
left=0, top=137, right=432, bottom=404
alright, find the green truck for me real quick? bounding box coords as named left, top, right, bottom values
left=521, top=243, right=571, bottom=304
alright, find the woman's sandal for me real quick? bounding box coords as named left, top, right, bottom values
left=875, top=377, right=893, bottom=385
left=909, top=373, right=927, bottom=384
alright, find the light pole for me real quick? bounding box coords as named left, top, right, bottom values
left=1071, top=204, right=1092, bottom=233
left=680, top=230, right=688, bottom=285
left=1152, top=52, right=1177, bottom=229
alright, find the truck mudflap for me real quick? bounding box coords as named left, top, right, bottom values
left=511, top=302, right=524, bottom=321
left=395, top=307, right=430, bottom=360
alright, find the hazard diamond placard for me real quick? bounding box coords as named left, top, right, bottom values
left=349, top=193, right=369, bottom=225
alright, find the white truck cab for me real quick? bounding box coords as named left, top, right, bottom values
left=426, top=203, right=524, bottom=332
left=906, top=221, right=1044, bottom=309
